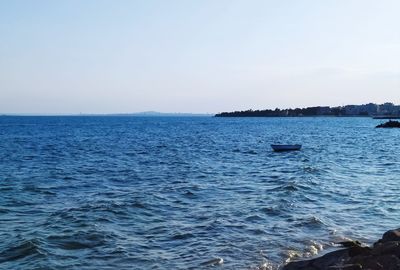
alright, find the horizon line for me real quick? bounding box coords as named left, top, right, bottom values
left=0, top=112, right=215, bottom=117
left=1, top=101, right=398, bottom=117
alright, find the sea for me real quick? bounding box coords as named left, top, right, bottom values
left=1, top=116, right=400, bottom=269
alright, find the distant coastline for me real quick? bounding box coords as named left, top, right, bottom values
left=0, top=112, right=212, bottom=117
left=215, top=102, right=400, bottom=118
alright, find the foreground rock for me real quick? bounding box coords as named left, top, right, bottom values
left=376, top=120, right=400, bottom=128
left=283, top=228, right=400, bottom=270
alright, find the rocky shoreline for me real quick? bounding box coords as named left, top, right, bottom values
left=283, top=228, right=400, bottom=269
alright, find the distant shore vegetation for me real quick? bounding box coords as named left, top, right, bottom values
left=215, top=102, right=400, bottom=117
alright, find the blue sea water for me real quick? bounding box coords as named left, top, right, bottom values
left=1, top=116, right=400, bottom=269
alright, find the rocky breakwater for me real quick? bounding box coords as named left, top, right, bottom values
left=283, top=228, right=400, bottom=270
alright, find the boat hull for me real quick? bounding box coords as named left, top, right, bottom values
left=271, top=144, right=302, bottom=152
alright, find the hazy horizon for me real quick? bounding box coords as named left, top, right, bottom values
left=2, top=101, right=399, bottom=116
left=1, top=1, right=399, bottom=114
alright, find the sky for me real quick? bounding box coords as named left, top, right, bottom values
left=0, top=0, right=399, bottom=114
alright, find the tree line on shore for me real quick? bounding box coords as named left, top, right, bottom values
left=215, top=107, right=350, bottom=117
left=215, top=103, right=400, bottom=117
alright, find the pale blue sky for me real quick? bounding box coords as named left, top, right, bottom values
left=1, top=0, right=399, bottom=114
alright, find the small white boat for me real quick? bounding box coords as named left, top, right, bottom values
left=271, top=144, right=302, bottom=152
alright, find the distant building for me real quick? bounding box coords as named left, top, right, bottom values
left=316, top=106, right=331, bottom=115
left=344, top=105, right=360, bottom=115
left=344, top=103, right=379, bottom=116
left=364, top=103, right=379, bottom=115
left=394, top=106, right=400, bottom=115
left=378, top=102, right=395, bottom=115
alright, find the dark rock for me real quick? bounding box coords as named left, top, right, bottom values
left=376, top=120, right=400, bottom=128
left=311, top=249, right=349, bottom=269
left=359, top=254, right=400, bottom=270
left=348, top=246, right=371, bottom=257
left=372, top=241, right=400, bottom=256
left=338, top=240, right=363, bottom=248
left=283, top=228, right=400, bottom=270
left=378, top=228, right=400, bottom=243
left=328, top=264, right=362, bottom=270
left=282, top=259, right=320, bottom=270
left=283, top=249, right=349, bottom=270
